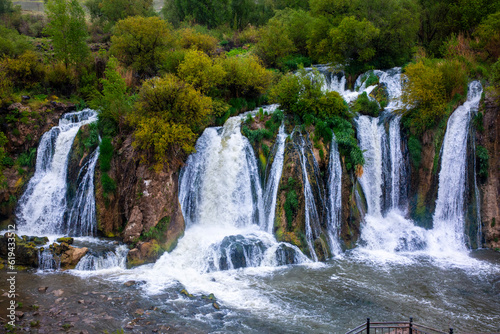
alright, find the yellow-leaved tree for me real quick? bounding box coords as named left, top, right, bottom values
left=177, top=49, right=226, bottom=94
left=130, top=74, right=213, bottom=169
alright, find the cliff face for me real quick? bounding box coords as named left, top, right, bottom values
left=477, top=92, right=500, bottom=249
left=93, top=135, right=185, bottom=266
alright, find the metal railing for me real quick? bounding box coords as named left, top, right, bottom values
left=346, top=318, right=453, bottom=334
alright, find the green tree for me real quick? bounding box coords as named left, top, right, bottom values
left=89, top=57, right=133, bottom=132
left=111, top=16, right=173, bottom=76
left=44, top=0, right=89, bottom=68
left=401, top=60, right=447, bottom=132
left=85, top=0, right=154, bottom=31
left=162, top=0, right=230, bottom=28
left=0, top=0, right=14, bottom=15
left=328, top=16, right=380, bottom=69
left=474, top=12, right=500, bottom=60
left=0, top=25, right=33, bottom=57
left=255, top=21, right=296, bottom=66
left=177, top=49, right=226, bottom=93
left=219, top=55, right=273, bottom=98
left=130, top=74, right=213, bottom=168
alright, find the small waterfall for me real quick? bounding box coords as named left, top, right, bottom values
left=65, top=147, right=100, bottom=236
left=356, top=116, right=385, bottom=216
left=263, top=124, right=286, bottom=234
left=75, top=245, right=128, bottom=271
left=326, top=135, right=342, bottom=255
left=179, top=116, right=264, bottom=228
left=38, top=249, right=60, bottom=271
left=16, top=109, right=98, bottom=235
left=430, top=81, right=483, bottom=253
left=294, top=132, right=322, bottom=262
left=389, top=115, right=407, bottom=210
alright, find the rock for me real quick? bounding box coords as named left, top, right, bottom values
left=22, top=95, right=30, bottom=101
left=123, top=280, right=136, bottom=287
left=59, top=246, right=88, bottom=269
left=78, top=300, right=85, bottom=304
left=52, top=289, right=64, bottom=297
left=180, top=289, right=194, bottom=298
left=212, top=302, right=220, bottom=310
left=14, top=311, right=24, bottom=318
left=0, top=234, right=39, bottom=267
left=56, top=237, right=74, bottom=245
left=38, top=287, right=48, bottom=293
left=123, top=206, right=143, bottom=243
left=134, top=309, right=144, bottom=315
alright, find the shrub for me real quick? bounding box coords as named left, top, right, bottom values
left=99, top=136, right=113, bottom=173
left=0, top=25, right=33, bottom=58
left=476, top=145, right=489, bottom=180
left=1, top=51, right=45, bottom=89
left=101, top=172, right=116, bottom=194
left=178, top=28, right=218, bottom=54
left=352, top=92, right=380, bottom=117
left=177, top=49, right=226, bottom=93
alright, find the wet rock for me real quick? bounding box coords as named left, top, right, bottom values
left=38, top=287, right=48, bottom=293
left=14, top=310, right=24, bottom=318
left=0, top=233, right=39, bottom=267
left=212, top=302, right=220, bottom=310
left=126, top=240, right=162, bottom=268
left=56, top=237, right=74, bottom=245
left=78, top=300, right=85, bottom=304
left=123, top=281, right=136, bottom=287
left=135, top=309, right=144, bottom=315
left=180, top=289, right=194, bottom=298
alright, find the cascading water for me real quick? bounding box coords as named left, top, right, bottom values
left=75, top=245, right=128, bottom=271
left=326, top=135, right=342, bottom=255
left=429, top=81, right=483, bottom=253
left=389, top=115, right=406, bottom=210
left=38, top=249, right=60, bottom=271
left=16, top=109, right=98, bottom=236
left=262, top=124, right=286, bottom=234
left=65, top=146, right=100, bottom=236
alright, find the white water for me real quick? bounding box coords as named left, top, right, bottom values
left=75, top=245, right=128, bottom=271
left=389, top=115, right=405, bottom=209
left=16, top=109, right=98, bottom=236
left=65, top=146, right=100, bottom=236
left=429, top=81, right=483, bottom=254
left=263, top=124, right=286, bottom=234
left=38, top=249, right=60, bottom=271
left=326, top=135, right=343, bottom=255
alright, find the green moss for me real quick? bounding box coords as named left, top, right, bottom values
left=56, top=237, right=74, bottom=244
left=491, top=218, right=496, bottom=227
left=476, top=145, right=489, bottom=180
left=408, top=135, right=422, bottom=169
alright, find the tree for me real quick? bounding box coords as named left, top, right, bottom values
left=162, top=0, right=230, bottom=28
left=0, top=0, right=14, bottom=15
left=111, top=16, right=173, bottom=76
left=89, top=57, right=133, bottom=133
left=401, top=60, right=447, bottom=132
left=130, top=74, right=213, bottom=168
left=328, top=16, right=380, bottom=69
left=255, top=21, right=296, bottom=66
left=85, top=0, right=154, bottom=31
left=44, top=0, right=89, bottom=68
left=177, top=49, right=226, bottom=93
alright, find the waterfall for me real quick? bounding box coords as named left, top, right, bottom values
left=65, top=147, right=100, bottom=236
left=75, top=245, right=128, bottom=271
left=429, top=81, right=483, bottom=253
left=356, top=116, right=385, bottom=216
left=38, top=249, right=60, bottom=271
left=389, top=115, right=406, bottom=210
left=293, top=132, right=322, bottom=262
left=326, top=135, right=342, bottom=255
left=173, top=114, right=308, bottom=275
left=263, top=124, right=286, bottom=234
left=16, top=109, right=98, bottom=236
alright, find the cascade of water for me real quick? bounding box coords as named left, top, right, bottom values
left=75, top=245, right=128, bottom=271
left=16, top=109, right=98, bottom=235
left=263, top=124, right=286, bottom=234
left=389, top=115, right=406, bottom=210
left=430, top=81, right=483, bottom=253
left=293, top=133, right=322, bottom=261
left=179, top=116, right=264, bottom=229
left=356, top=116, right=385, bottom=216
left=326, top=135, right=342, bottom=255
left=38, top=249, right=60, bottom=271
left=65, top=146, right=100, bottom=236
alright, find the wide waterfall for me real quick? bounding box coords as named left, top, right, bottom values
left=16, top=109, right=98, bottom=236
left=170, top=109, right=308, bottom=274
left=429, top=81, right=483, bottom=253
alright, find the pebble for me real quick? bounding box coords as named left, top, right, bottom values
left=38, top=287, right=48, bottom=293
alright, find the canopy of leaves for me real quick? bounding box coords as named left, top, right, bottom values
left=85, top=0, right=154, bottom=31
left=44, top=0, right=89, bottom=68
left=130, top=74, right=213, bottom=168
left=177, top=49, right=226, bottom=93
left=111, top=16, right=173, bottom=76
left=269, top=69, right=349, bottom=121
left=0, top=25, right=32, bottom=57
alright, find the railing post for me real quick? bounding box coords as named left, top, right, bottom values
left=449, top=328, right=453, bottom=334
left=409, top=317, right=413, bottom=334
left=366, top=318, right=370, bottom=334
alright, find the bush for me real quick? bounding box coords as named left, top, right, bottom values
left=0, top=25, right=33, bottom=58
left=476, top=145, right=489, bottom=180
left=101, top=172, right=116, bottom=194
left=352, top=92, right=380, bottom=117
left=177, top=49, right=226, bottom=93
left=45, top=62, right=76, bottom=96
left=178, top=28, right=219, bottom=54
left=99, top=136, right=113, bottom=173
left=1, top=51, right=45, bottom=89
